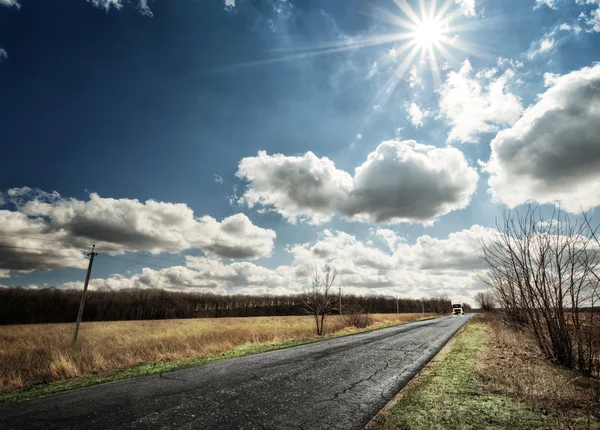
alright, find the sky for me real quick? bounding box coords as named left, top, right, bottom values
left=1, top=0, right=600, bottom=304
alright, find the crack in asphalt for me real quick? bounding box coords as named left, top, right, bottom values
left=0, top=315, right=472, bottom=430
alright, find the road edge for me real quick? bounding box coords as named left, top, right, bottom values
left=363, top=317, right=472, bottom=430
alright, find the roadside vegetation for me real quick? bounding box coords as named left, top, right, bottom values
left=371, top=315, right=600, bottom=430
left=481, top=206, right=599, bottom=379
left=0, top=312, right=435, bottom=402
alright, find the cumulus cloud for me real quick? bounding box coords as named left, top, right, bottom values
left=236, top=140, right=478, bottom=225
left=483, top=63, right=600, bottom=212
left=455, top=0, right=476, bottom=16
left=224, top=0, right=235, bottom=10
left=0, top=187, right=275, bottom=272
left=407, top=102, right=429, bottom=127
left=439, top=59, right=523, bottom=143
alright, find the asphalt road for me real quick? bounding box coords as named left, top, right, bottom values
left=1, top=315, right=472, bottom=430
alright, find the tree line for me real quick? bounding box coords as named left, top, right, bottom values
left=0, top=287, right=454, bottom=325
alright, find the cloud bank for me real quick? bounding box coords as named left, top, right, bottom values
left=58, top=225, right=496, bottom=302
left=0, top=187, right=275, bottom=271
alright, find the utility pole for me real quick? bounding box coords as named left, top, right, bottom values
left=339, top=286, right=342, bottom=316
left=73, top=245, right=97, bottom=345
left=422, top=298, right=425, bottom=314
left=396, top=296, right=399, bottom=314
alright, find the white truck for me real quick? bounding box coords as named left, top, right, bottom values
left=451, top=299, right=464, bottom=316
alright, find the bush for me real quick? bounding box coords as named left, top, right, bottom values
left=343, top=304, right=372, bottom=328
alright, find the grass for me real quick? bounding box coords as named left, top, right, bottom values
left=371, top=317, right=600, bottom=430
left=0, top=313, right=436, bottom=403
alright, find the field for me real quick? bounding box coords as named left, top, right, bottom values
left=0, top=313, right=434, bottom=398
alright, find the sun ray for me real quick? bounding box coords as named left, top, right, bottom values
left=392, top=0, right=422, bottom=26
left=435, top=0, right=456, bottom=22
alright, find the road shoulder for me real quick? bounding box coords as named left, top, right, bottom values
left=367, top=316, right=600, bottom=430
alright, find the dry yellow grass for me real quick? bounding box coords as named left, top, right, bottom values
left=479, top=314, right=600, bottom=427
left=0, top=313, right=432, bottom=394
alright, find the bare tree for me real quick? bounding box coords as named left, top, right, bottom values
left=480, top=206, right=600, bottom=376
left=302, top=263, right=338, bottom=335
left=474, top=291, right=495, bottom=312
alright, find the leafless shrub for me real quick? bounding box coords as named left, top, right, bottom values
left=302, top=263, right=338, bottom=336
left=474, top=291, right=495, bottom=312
left=343, top=303, right=372, bottom=328
left=479, top=206, right=600, bottom=381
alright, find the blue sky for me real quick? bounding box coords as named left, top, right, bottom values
left=1, top=0, right=600, bottom=303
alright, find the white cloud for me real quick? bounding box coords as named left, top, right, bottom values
left=0, top=0, right=20, bottom=8
left=356, top=133, right=363, bottom=140
left=288, top=226, right=493, bottom=299
left=374, top=228, right=404, bottom=252
left=61, top=266, right=228, bottom=295
left=483, top=63, right=600, bottom=212
left=407, top=66, right=423, bottom=89
left=86, top=0, right=152, bottom=16
left=224, top=0, right=235, bottom=9
left=527, top=37, right=556, bottom=59
left=586, top=7, right=600, bottom=32
left=213, top=174, right=224, bottom=184
left=53, top=225, right=495, bottom=303
left=236, top=140, right=479, bottom=225
left=577, top=0, right=600, bottom=32
left=366, top=61, right=378, bottom=80
left=439, top=59, right=523, bottom=143
left=455, top=0, right=476, bottom=16
left=0, top=188, right=276, bottom=272
left=534, top=0, right=557, bottom=10
left=0, top=270, right=11, bottom=279
left=407, top=102, right=429, bottom=127
left=0, top=49, right=7, bottom=62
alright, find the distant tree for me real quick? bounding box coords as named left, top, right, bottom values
left=474, top=291, right=495, bottom=312
left=302, top=263, right=338, bottom=335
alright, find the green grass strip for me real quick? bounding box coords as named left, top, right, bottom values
left=377, top=323, right=552, bottom=430
left=0, top=316, right=437, bottom=403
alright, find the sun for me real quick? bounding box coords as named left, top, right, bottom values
left=412, top=18, right=445, bottom=48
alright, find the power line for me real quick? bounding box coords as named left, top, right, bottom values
left=120, top=250, right=184, bottom=265
left=0, top=232, right=186, bottom=265
left=0, top=243, right=62, bottom=252
left=0, top=232, right=92, bottom=249
left=96, top=253, right=177, bottom=271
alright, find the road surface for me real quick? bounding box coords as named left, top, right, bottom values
left=0, top=315, right=472, bottom=430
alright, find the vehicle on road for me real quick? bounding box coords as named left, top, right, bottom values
left=451, top=299, right=464, bottom=316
